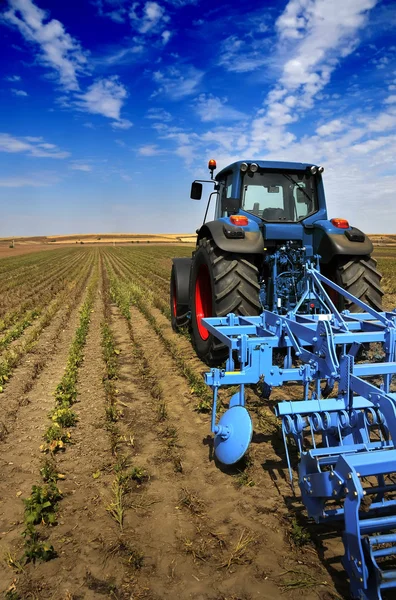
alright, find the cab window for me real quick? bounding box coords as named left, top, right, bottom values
left=242, top=171, right=317, bottom=222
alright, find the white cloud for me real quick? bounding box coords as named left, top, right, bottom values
left=111, top=118, right=133, bottom=130
left=130, top=2, right=169, bottom=34
left=316, top=119, right=344, bottom=136
left=195, top=95, right=247, bottom=122
left=11, top=88, right=28, bottom=97
left=70, top=162, right=92, bottom=172
left=162, top=30, right=172, bottom=45
left=0, top=133, right=69, bottom=159
left=218, top=35, right=269, bottom=73
left=152, top=65, right=204, bottom=100
left=384, top=95, right=396, bottom=104
left=94, top=0, right=128, bottom=23
left=246, top=0, right=379, bottom=153
left=3, top=0, right=88, bottom=91
left=138, top=144, right=163, bottom=156
left=75, top=77, right=128, bottom=121
left=5, top=75, right=21, bottom=82
left=146, top=107, right=172, bottom=121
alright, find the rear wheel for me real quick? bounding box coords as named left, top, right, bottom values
left=191, top=238, right=261, bottom=365
left=170, top=265, right=189, bottom=331
left=325, top=256, right=383, bottom=312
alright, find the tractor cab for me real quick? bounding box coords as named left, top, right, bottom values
left=214, top=160, right=326, bottom=224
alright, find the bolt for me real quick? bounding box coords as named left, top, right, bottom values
left=303, top=477, right=307, bottom=482
left=307, top=477, right=310, bottom=482
left=363, top=491, right=367, bottom=496
left=354, top=491, right=358, bottom=497
left=360, top=578, right=363, bottom=583
left=333, top=490, right=337, bottom=496
left=348, top=473, right=352, bottom=479
left=351, top=556, right=354, bottom=561
left=358, top=561, right=362, bottom=566
left=356, top=473, right=360, bottom=478
left=338, top=480, right=342, bottom=485
left=345, top=487, right=349, bottom=493
left=330, top=471, right=334, bottom=478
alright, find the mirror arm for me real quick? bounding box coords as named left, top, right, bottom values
left=203, top=192, right=219, bottom=225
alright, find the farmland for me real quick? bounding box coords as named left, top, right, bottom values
left=0, top=245, right=394, bottom=600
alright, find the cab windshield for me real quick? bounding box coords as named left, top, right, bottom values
left=242, top=170, right=317, bottom=222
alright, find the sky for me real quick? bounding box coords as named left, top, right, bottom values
left=0, top=0, right=396, bottom=236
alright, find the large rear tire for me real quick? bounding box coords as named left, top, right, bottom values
left=191, top=238, right=261, bottom=365
left=329, top=256, right=383, bottom=312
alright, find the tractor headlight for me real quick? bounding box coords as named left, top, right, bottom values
left=318, top=166, right=324, bottom=173
left=240, top=162, right=248, bottom=172
left=310, top=166, right=318, bottom=175
left=250, top=163, right=258, bottom=173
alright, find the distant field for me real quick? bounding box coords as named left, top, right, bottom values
left=0, top=233, right=197, bottom=258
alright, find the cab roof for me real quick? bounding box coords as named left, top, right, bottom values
left=216, top=160, right=316, bottom=180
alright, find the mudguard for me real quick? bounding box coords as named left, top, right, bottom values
left=197, top=221, right=264, bottom=254
left=314, top=224, right=373, bottom=264
left=171, top=258, right=192, bottom=306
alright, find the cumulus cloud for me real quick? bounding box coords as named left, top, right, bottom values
left=5, top=74, right=21, bottom=82
left=75, top=77, right=129, bottom=124
left=3, top=0, right=88, bottom=91
left=130, top=1, right=169, bottom=34
left=162, top=30, right=172, bottom=45
left=316, top=119, right=345, bottom=137
left=0, top=133, right=70, bottom=159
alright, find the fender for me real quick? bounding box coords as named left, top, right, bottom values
left=313, top=221, right=373, bottom=264
left=197, top=220, right=264, bottom=254
left=171, top=258, right=192, bottom=306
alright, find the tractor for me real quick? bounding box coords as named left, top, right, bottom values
left=170, top=159, right=383, bottom=364
left=170, top=160, right=396, bottom=600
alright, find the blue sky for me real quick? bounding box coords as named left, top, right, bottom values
left=0, top=0, right=396, bottom=235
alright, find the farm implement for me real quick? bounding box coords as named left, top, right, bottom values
left=171, top=160, right=394, bottom=598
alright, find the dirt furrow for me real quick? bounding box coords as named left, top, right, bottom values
left=0, top=270, right=100, bottom=594
left=123, top=302, right=336, bottom=600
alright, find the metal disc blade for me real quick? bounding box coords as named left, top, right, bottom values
left=214, top=406, right=252, bottom=465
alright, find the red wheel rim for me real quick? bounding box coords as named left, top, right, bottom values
left=195, top=264, right=212, bottom=340
left=172, top=279, right=177, bottom=317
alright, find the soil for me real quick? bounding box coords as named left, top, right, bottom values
left=0, top=245, right=394, bottom=600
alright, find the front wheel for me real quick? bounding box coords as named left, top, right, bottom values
left=190, top=238, right=261, bottom=365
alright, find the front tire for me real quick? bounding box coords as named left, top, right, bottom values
left=191, top=238, right=261, bottom=365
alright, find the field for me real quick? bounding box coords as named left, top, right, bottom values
left=0, top=245, right=395, bottom=600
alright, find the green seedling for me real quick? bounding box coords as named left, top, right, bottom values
left=23, top=483, right=62, bottom=526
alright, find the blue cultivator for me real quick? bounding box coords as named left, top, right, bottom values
left=203, top=245, right=396, bottom=600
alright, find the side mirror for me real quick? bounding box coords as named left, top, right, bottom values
left=190, top=182, right=203, bottom=200
left=221, top=196, right=240, bottom=214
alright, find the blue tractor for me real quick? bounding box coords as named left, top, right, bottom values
left=171, top=159, right=383, bottom=364
left=170, top=161, right=396, bottom=600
